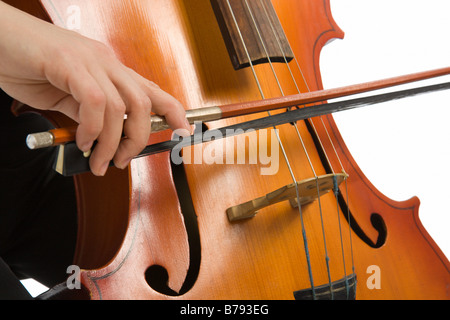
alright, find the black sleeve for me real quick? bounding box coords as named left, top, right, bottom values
left=0, top=89, right=78, bottom=295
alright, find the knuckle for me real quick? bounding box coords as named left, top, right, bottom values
left=146, top=80, right=160, bottom=90
left=92, top=40, right=115, bottom=58
left=124, top=126, right=150, bottom=152
left=173, top=100, right=186, bottom=114
left=126, top=137, right=147, bottom=155
left=109, top=98, right=127, bottom=115
left=132, top=95, right=152, bottom=113
left=163, top=100, right=185, bottom=118
left=86, top=88, right=106, bottom=106
left=135, top=133, right=149, bottom=150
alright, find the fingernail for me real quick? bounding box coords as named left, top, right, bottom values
left=185, top=118, right=193, bottom=134
left=123, top=157, right=133, bottom=169
left=80, top=141, right=93, bottom=153
left=99, top=161, right=109, bottom=176
left=117, top=157, right=133, bottom=170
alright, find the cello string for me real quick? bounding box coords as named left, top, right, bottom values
left=224, top=0, right=317, bottom=298
left=244, top=0, right=334, bottom=298
left=284, top=16, right=356, bottom=290
left=284, top=19, right=354, bottom=294
left=256, top=0, right=355, bottom=292
left=249, top=0, right=317, bottom=175
left=243, top=0, right=317, bottom=175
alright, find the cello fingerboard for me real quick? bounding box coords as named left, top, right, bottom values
left=211, top=0, right=294, bottom=69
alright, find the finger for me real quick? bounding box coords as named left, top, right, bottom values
left=143, top=80, right=190, bottom=133
left=51, top=95, right=80, bottom=122
left=114, top=98, right=152, bottom=169
left=108, top=70, right=153, bottom=168
left=87, top=76, right=126, bottom=176
left=113, top=90, right=152, bottom=169
left=69, top=71, right=107, bottom=152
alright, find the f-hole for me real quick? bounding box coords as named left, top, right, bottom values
left=144, top=127, right=207, bottom=296
left=304, top=119, right=387, bottom=248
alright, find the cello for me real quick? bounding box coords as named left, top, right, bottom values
left=7, top=0, right=450, bottom=300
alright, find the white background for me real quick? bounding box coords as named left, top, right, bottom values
left=321, top=0, right=450, bottom=259
left=23, top=0, right=450, bottom=297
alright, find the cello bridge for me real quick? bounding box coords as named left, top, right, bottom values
left=226, top=173, right=348, bottom=222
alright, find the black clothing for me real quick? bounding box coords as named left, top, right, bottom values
left=0, top=90, right=77, bottom=299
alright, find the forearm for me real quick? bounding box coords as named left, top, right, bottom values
left=0, top=1, right=50, bottom=84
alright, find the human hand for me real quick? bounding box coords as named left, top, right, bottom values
left=0, top=2, right=190, bottom=176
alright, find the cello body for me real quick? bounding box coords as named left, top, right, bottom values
left=8, top=0, right=450, bottom=299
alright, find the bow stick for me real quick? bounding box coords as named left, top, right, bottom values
left=26, top=67, right=450, bottom=150
left=54, top=80, right=450, bottom=176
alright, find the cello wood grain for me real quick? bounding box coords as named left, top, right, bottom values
left=7, top=0, right=449, bottom=299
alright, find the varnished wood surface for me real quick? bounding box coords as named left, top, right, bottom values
left=9, top=0, right=449, bottom=299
